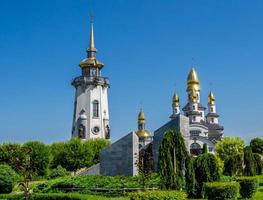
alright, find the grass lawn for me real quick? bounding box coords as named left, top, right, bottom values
left=253, top=175, right=263, bottom=200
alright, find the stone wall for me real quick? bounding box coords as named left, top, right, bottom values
left=153, top=115, right=190, bottom=170
left=100, top=132, right=139, bottom=176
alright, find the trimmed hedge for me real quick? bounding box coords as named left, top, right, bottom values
left=130, top=190, right=186, bottom=200
left=236, top=176, right=258, bottom=198
left=203, top=182, right=239, bottom=200
left=0, top=193, right=82, bottom=200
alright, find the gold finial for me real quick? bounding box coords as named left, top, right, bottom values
left=187, top=67, right=200, bottom=91
left=208, top=91, right=215, bottom=105
left=138, top=110, right=145, bottom=124
left=88, top=21, right=97, bottom=52
left=79, top=18, right=104, bottom=69
left=172, top=93, right=180, bottom=107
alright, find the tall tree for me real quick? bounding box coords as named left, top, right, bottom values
left=24, top=141, right=50, bottom=176
left=243, top=146, right=256, bottom=176
left=157, top=130, right=195, bottom=192
left=215, top=137, right=245, bottom=162
left=250, top=138, right=263, bottom=154
left=194, top=153, right=220, bottom=198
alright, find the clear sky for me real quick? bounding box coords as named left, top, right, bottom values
left=0, top=0, right=262, bottom=144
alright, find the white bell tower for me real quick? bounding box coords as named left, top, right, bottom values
left=71, top=21, right=110, bottom=140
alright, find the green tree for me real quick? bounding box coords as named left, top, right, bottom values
left=157, top=130, right=195, bottom=192
left=243, top=146, right=256, bottom=176
left=223, top=153, right=243, bottom=176
left=250, top=137, right=263, bottom=154
left=202, top=143, right=208, bottom=154
left=0, top=143, right=22, bottom=171
left=24, top=141, right=50, bottom=176
left=253, top=153, right=263, bottom=175
left=194, top=153, right=220, bottom=198
left=215, top=137, right=245, bottom=162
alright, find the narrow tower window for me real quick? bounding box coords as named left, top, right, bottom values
left=93, top=100, right=99, bottom=118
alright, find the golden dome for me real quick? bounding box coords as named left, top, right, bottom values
left=79, top=57, right=104, bottom=68
left=208, top=91, right=215, bottom=105
left=172, top=93, right=180, bottom=107
left=136, top=129, right=151, bottom=138
left=187, top=68, right=200, bottom=91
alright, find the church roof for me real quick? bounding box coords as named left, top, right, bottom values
left=206, top=113, right=220, bottom=118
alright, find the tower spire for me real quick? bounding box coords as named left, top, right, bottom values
left=87, top=20, right=97, bottom=58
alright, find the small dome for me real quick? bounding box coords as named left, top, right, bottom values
left=208, top=91, right=215, bottom=105
left=136, top=129, right=151, bottom=138
left=187, top=68, right=200, bottom=91
left=172, top=93, right=179, bottom=107
left=79, top=57, right=104, bottom=68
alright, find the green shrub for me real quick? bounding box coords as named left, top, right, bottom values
left=0, top=193, right=82, bottom=200
left=254, top=153, right=263, bottom=175
left=49, top=165, right=70, bottom=179
left=194, top=153, right=220, bottom=198
left=203, top=182, right=239, bottom=200
left=0, top=164, right=19, bottom=193
left=236, top=176, right=258, bottom=198
left=130, top=190, right=186, bottom=200
left=33, top=174, right=159, bottom=194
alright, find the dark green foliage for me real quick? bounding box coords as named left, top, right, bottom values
left=202, top=143, right=208, bottom=154
left=34, top=174, right=160, bottom=193
left=0, top=193, right=84, bottom=200
left=243, top=146, right=256, bottom=176
left=136, top=143, right=153, bottom=188
left=130, top=190, right=186, bottom=200
left=24, top=141, right=50, bottom=176
left=223, top=153, right=243, bottom=176
left=0, top=144, right=26, bottom=173
left=50, top=138, right=110, bottom=172
left=236, top=176, right=258, bottom=199
left=194, top=153, right=220, bottom=198
left=49, top=165, right=70, bottom=179
left=203, top=182, right=239, bottom=200
left=254, top=153, right=263, bottom=175
left=0, top=164, right=19, bottom=194
left=157, top=130, right=194, bottom=191
left=185, top=157, right=196, bottom=198
left=250, top=137, right=263, bottom=154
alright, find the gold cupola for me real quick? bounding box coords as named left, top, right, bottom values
left=187, top=68, right=200, bottom=91
left=79, top=22, right=104, bottom=69
left=172, top=93, right=180, bottom=107
left=136, top=110, right=151, bottom=138
left=208, top=91, right=215, bottom=105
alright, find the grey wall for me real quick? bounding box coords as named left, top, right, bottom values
left=153, top=115, right=190, bottom=171
left=100, top=132, right=139, bottom=176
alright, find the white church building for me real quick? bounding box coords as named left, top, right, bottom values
left=70, top=22, right=224, bottom=176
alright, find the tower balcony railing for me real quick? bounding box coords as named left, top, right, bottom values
left=72, top=76, right=110, bottom=87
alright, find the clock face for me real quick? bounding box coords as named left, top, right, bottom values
left=92, top=126, right=100, bottom=134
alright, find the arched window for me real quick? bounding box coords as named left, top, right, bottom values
left=93, top=100, right=99, bottom=118
left=190, top=143, right=202, bottom=155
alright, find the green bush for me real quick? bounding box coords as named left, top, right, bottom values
left=130, top=190, right=186, bottom=200
left=236, top=177, right=258, bottom=198
left=203, top=182, right=239, bottom=200
left=0, top=164, right=19, bottom=193
left=0, top=193, right=82, bottom=200
left=34, top=174, right=159, bottom=194
left=49, top=165, right=70, bottom=179
left=194, top=153, right=220, bottom=198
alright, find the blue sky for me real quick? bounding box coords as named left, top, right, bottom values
left=0, top=0, right=262, bottom=144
